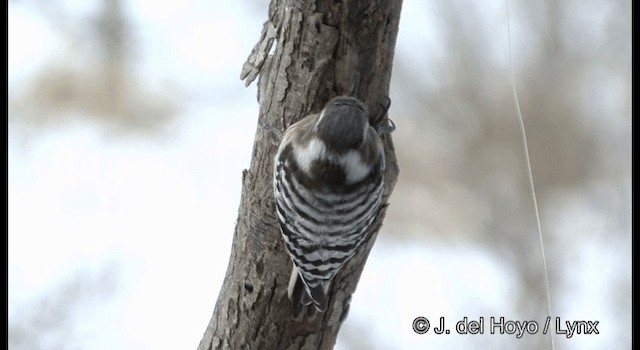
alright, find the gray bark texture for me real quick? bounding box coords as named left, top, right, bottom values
left=198, top=1, right=402, bottom=349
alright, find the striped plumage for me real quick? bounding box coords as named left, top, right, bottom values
left=273, top=96, right=385, bottom=315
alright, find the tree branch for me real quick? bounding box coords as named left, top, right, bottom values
left=199, top=1, right=402, bottom=348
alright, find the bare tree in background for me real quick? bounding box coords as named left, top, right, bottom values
left=11, top=0, right=177, bottom=132
left=198, top=1, right=402, bottom=349
left=384, top=0, right=630, bottom=348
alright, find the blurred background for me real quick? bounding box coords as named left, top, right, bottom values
left=8, top=0, right=631, bottom=349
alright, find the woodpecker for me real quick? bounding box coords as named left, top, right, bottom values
left=273, top=96, right=386, bottom=315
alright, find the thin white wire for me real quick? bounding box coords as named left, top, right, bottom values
left=505, top=2, right=555, bottom=349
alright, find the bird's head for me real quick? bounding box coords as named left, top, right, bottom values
left=315, top=96, right=369, bottom=152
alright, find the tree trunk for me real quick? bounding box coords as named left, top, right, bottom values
left=198, top=1, right=402, bottom=349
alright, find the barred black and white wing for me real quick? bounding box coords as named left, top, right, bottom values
left=273, top=119, right=385, bottom=314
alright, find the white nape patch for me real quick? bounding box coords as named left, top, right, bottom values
left=294, top=138, right=327, bottom=175
left=340, top=150, right=370, bottom=184
left=293, top=138, right=370, bottom=183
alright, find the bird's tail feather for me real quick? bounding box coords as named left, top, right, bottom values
left=288, top=265, right=328, bottom=316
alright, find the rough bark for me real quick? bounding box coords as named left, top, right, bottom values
left=198, top=1, right=402, bottom=349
